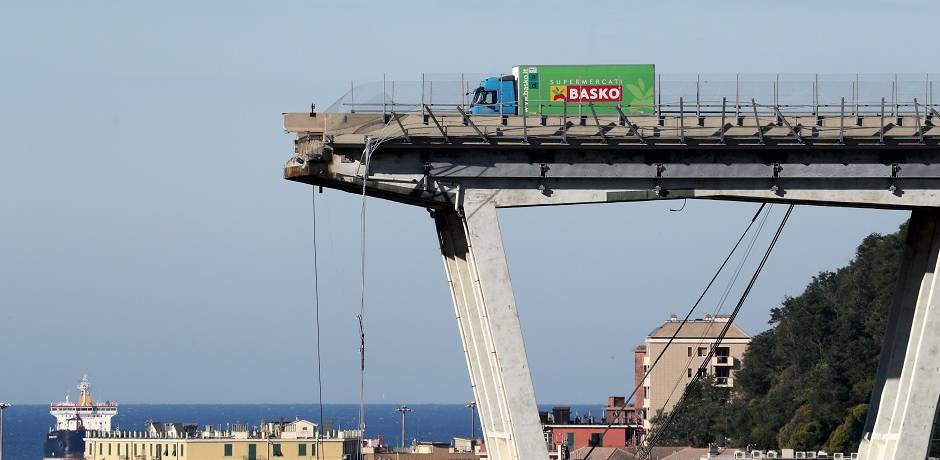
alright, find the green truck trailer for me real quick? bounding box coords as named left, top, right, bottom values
left=469, top=64, right=655, bottom=116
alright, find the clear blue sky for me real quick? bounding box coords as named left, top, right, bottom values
left=0, top=0, right=930, bottom=405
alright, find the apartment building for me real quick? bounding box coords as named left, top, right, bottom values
left=633, top=314, right=750, bottom=429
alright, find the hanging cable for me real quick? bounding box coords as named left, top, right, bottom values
left=357, top=137, right=372, bottom=452
left=352, top=113, right=413, bottom=457
left=582, top=203, right=767, bottom=460
left=311, top=189, right=324, bottom=460
left=641, top=204, right=795, bottom=459
left=668, top=199, right=688, bottom=212
left=354, top=127, right=399, bottom=455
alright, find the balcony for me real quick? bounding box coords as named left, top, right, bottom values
left=716, top=376, right=734, bottom=387
left=712, top=355, right=735, bottom=367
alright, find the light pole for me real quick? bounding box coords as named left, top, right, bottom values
left=0, top=402, right=11, bottom=460
left=396, top=405, right=412, bottom=450
left=465, top=401, right=477, bottom=441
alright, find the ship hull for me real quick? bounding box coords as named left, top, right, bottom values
left=43, top=429, right=85, bottom=460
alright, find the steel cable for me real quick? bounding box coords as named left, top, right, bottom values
left=582, top=203, right=767, bottom=460
left=354, top=124, right=400, bottom=456
left=658, top=206, right=772, bottom=416
left=311, top=189, right=324, bottom=460
left=640, top=204, right=795, bottom=459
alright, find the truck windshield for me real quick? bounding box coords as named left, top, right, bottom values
left=471, top=88, right=485, bottom=105
left=471, top=88, right=497, bottom=106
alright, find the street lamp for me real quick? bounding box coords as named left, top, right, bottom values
left=0, top=402, right=11, bottom=460
left=395, top=405, right=412, bottom=450
left=465, top=401, right=477, bottom=440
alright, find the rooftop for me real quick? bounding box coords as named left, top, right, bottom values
left=569, top=446, right=711, bottom=460
left=648, top=315, right=749, bottom=340
left=84, top=418, right=360, bottom=441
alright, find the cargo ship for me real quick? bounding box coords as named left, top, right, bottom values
left=43, top=375, right=117, bottom=459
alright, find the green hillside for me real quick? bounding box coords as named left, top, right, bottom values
left=650, top=222, right=909, bottom=452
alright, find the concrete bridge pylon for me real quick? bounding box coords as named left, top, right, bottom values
left=859, top=209, right=940, bottom=460
left=435, top=190, right=548, bottom=460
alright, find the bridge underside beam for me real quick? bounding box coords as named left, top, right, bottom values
left=287, top=138, right=940, bottom=209
left=287, top=161, right=940, bottom=210
left=860, top=209, right=940, bottom=459
left=434, top=193, right=548, bottom=460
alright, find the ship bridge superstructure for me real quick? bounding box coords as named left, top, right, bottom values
left=51, top=375, right=117, bottom=432
left=284, top=73, right=940, bottom=460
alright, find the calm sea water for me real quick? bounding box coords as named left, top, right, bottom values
left=1, top=404, right=599, bottom=460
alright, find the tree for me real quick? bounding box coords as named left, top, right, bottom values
left=726, top=223, right=906, bottom=451
left=827, top=404, right=869, bottom=454
left=647, top=377, right=732, bottom=447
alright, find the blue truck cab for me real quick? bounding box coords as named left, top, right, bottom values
left=469, top=75, right=517, bottom=115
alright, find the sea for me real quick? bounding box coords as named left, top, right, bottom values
left=2, top=403, right=599, bottom=460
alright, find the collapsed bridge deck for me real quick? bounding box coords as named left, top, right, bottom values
left=283, top=76, right=940, bottom=460
left=285, top=110, right=940, bottom=211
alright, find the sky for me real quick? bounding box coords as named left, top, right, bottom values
left=0, top=0, right=932, bottom=406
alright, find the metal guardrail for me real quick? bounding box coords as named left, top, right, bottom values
left=323, top=73, right=938, bottom=117
left=308, top=74, right=940, bottom=146
left=305, top=101, right=938, bottom=148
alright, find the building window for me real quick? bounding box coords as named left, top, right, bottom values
left=687, top=347, right=692, bottom=357
left=273, top=443, right=283, bottom=457
left=180, top=444, right=184, bottom=457
left=687, top=368, right=692, bottom=378
left=311, top=442, right=317, bottom=456
left=109, top=443, right=112, bottom=455
left=224, top=444, right=233, bottom=456
left=590, top=433, right=603, bottom=447
left=566, top=432, right=574, bottom=447
left=697, top=347, right=707, bottom=357
left=172, top=444, right=177, bottom=456
left=99, top=444, right=103, bottom=455
left=298, top=444, right=307, bottom=456
left=118, top=444, right=121, bottom=456
left=698, top=368, right=707, bottom=378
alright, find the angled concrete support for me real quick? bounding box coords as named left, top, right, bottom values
left=434, top=190, right=548, bottom=460
left=859, top=209, right=940, bottom=460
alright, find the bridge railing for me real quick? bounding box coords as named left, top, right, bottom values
left=322, top=73, right=938, bottom=118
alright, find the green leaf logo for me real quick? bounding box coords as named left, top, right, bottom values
left=625, top=78, right=654, bottom=107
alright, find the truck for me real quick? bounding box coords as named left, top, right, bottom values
left=469, top=64, right=655, bottom=116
